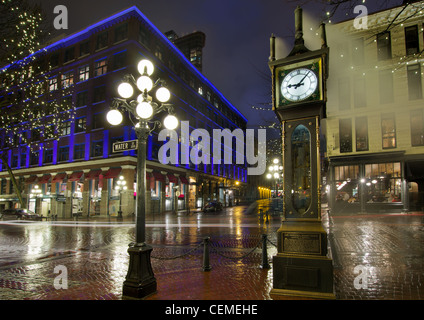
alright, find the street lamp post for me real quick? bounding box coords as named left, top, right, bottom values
left=107, top=59, right=178, bottom=299
left=266, top=158, right=283, bottom=198
left=115, top=176, right=127, bottom=219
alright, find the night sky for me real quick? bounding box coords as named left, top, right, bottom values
left=30, top=0, right=403, bottom=131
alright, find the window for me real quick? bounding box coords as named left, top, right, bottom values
left=76, top=91, right=88, bottom=108
left=63, top=95, right=73, bottom=109
left=411, top=109, right=424, bottom=146
left=356, top=116, right=369, bottom=152
left=155, top=44, right=163, bottom=60
left=94, top=58, right=107, bottom=77
left=74, top=144, right=85, bottom=160
left=407, top=64, right=422, bottom=100
left=30, top=151, right=39, bottom=166
left=92, top=113, right=104, bottom=129
left=32, top=128, right=41, bottom=142
left=62, top=121, right=71, bottom=136
left=12, top=155, right=18, bottom=168
left=379, top=69, right=394, bottom=104
left=339, top=118, right=352, bottom=153
left=20, top=153, right=27, bottom=167
left=50, top=53, right=59, bottom=68
left=364, top=162, right=402, bottom=203
left=75, top=117, right=86, bottom=133
left=405, top=25, right=419, bottom=55
left=44, top=149, right=53, bottom=163
left=44, top=125, right=55, bottom=140
left=93, top=86, right=106, bottom=103
left=334, top=165, right=360, bottom=203
left=138, top=25, right=150, bottom=46
left=352, top=38, right=365, bottom=66
left=79, top=41, right=90, bottom=56
left=377, top=32, right=392, bottom=61
left=58, top=146, right=69, bottom=162
left=49, top=77, right=58, bottom=91
left=338, top=77, right=351, bottom=110
left=61, top=71, right=74, bottom=89
left=353, top=77, right=366, bottom=108
left=78, top=65, right=90, bottom=82
left=382, top=114, right=396, bottom=149
left=96, top=31, right=108, bottom=50
left=91, top=140, right=103, bottom=158
left=114, top=23, right=128, bottom=43
left=64, top=47, right=75, bottom=63
left=113, top=51, right=127, bottom=70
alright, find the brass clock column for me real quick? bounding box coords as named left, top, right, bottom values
left=269, top=7, right=335, bottom=300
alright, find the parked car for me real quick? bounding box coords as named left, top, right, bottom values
left=202, top=201, right=223, bottom=213
left=0, top=208, right=42, bottom=221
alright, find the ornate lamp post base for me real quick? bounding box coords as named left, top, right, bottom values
left=122, top=244, right=157, bottom=299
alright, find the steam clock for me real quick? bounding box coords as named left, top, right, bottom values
left=269, top=7, right=335, bottom=299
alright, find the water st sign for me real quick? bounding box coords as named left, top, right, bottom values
left=113, top=140, right=138, bottom=153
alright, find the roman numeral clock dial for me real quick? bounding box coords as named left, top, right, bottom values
left=281, top=68, right=318, bottom=102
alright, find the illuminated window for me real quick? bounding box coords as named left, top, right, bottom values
left=49, top=77, right=58, bottom=91
left=356, top=116, right=368, bottom=152
left=61, top=71, right=74, bottom=89
left=94, top=58, right=107, bottom=77
left=78, top=65, right=90, bottom=82
left=382, top=113, right=396, bottom=149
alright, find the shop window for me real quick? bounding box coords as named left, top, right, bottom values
left=364, top=162, right=402, bottom=203
left=334, top=165, right=360, bottom=204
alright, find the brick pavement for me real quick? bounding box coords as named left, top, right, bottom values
left=0, top=208, right=423, bottom=301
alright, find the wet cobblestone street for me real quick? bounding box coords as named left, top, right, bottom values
left=0, top=200, right=423, bottom=301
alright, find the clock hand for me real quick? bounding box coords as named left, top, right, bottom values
left=294, top=71, right=310, bottom=89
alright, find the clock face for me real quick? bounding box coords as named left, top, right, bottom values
left=281, top=68, right=318, bottom=102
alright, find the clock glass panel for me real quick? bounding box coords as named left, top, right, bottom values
left=281, top=68, right=318, bottom=102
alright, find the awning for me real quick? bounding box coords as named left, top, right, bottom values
left=37, top=174, right=52, bottom=184
left=68, top=171, right=83, bottom=182
left=167, top=174, right=178, bottom=184
left=179, top=176, right=189, bottom=184
left=25, top=176, right=38, bottom=184
left=152, top=172, right=165, bottom=182
left=104, top=167, right=122, bottom=179
left=85, top=169, right=102, bottom=180
left=52, top=173, right=67, bottom=183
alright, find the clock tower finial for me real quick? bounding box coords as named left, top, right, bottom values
left=288, top=6, right=310, bottom=57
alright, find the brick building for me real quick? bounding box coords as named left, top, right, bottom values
left=0, top=6, right=248, bottom=218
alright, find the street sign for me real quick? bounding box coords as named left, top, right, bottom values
left=113, top=140, right=138, bottom=153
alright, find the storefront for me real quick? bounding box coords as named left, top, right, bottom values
left=328, top=152, right=407, bottom=213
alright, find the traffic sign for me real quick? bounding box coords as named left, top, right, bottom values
left=113, top=140, right=138, bottom=153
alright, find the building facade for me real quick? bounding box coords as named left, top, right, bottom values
left=0, top=6, right=248, bottom=218
left=324, top=2, right=424, bottom=213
